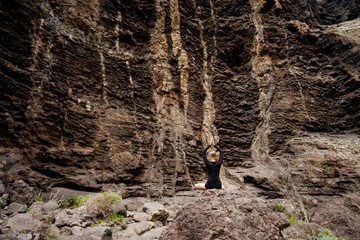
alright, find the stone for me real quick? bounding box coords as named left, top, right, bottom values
left=79, top=213, right=94, bottom=221
left=133, top=212, right=151, bottom=222
left=80, top=227, right=112, bottom=240
left=71, top=226, right=83, bottom=236
left=8, top=181, right=34, bottom=205
left=123, top=198, right=145, bottom=212
left=142, top=203, right=169, bottom=224
left=28, top=201, right=44, bottom=221
left=43, top=201, right=59, bottom=212
left=141, top=226, right=166, bottom=240
left=133, top=222, right=150, bottom=235
left=18, top=233, right=33, bottom=240
left=160, top=190, right=289, bottom=240
left=110, top=202, right=127, bottom=217
left=7, top=213, right=42, bottom=233
left=7, top=202, right=27, bottom=214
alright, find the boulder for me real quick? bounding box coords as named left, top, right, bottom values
left=110, top=202, right=127, bottom=217
left=133, top=222, right=151, bottom=235
left=123, top=198, right=145, bottom=212
left=28, top=201, right=44, bottom=220
left=43, top=201, right=59, bottom=212
left=133, top=212, right=151, bottom=222
left=6, top=213, right=42, bottom=233
left=80, top=227, right=112, bottom=240
left=142, top=203, right=169, bottom=224
left=7, top=202, right=27, bottom=214
left=160, top=189, right=289, bottom=240
left=9, top=180, right=34, bottom=205
left=140, top=226, right=166, bottom=240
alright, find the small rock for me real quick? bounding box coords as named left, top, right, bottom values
left=133, top=212, right=151, bottom=222
left=81, top=221, right=91, bottom=228
left=142, top=203, right=169, bottom=224
left=80, top=226, right=112, bottom=240
left=123, top=198, right=145, bottom=212
left=55, top=220, right=66, bottom=227
left=134, top=222, right=150, bottom=235
left=71, top=226, right=83, bottom=236
left=43, top=201, right=59, bottom=212
left=110, top=202, right=127, bottom=217
left=7, top=203, right=27, bottom=214
left=140, top=226, right=166, bottom=240
left=79, top=213, right=93, bottom=221
left=127, top=211, right=136, bottom=218
left=28, top=201, right=44, bottom=221
left=7, top=213, right=42, bottom=233
left=18, top=233, right=33, bottom=240
left=60, top=226, right=73, bottom=236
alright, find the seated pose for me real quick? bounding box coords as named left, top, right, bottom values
left=195, top=142, right=224, bottom=190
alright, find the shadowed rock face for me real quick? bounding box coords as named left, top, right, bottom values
left=0, top=0, right=359, bottom=203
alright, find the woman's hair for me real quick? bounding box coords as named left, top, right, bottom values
left=208, top=150, right=218, bottom=161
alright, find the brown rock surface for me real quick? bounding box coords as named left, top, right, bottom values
left=160, top=189, right=289, bottom=240
left=0, top=0, right=359, bottom=237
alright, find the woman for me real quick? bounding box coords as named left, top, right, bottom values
left=195, top=140, right=224, bottom=190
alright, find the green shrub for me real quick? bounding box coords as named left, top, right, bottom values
left=312, top=227, right=343, bottom=240
left=34, top=192, right=43, bottom=202
left=322, top=164, right=329, bottom=169
left=287, top=215, right=300, bottom=224
left=91, top=212, right=124, bottom=226
left=273, top=204, right=285, bottom=212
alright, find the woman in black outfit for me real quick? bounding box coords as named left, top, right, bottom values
left=195, top=139, right=225, bottom=190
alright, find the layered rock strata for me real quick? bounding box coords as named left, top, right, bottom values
left=0, top=0, right=359, bottom=203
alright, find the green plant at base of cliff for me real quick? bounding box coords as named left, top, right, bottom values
left=71, top=195, right=91, bottom=209
left=91, top=212, right=124, bottom=227
left=0, top=197, right=7, bottom=209
left=311, top=227, right=344, bottom=240
left=34, top=192, right=43, bottom=202
left=273, top=204, right=285, bottom=212
left=287, top=215, right=300, bottom=224
left=322, top=164, right=329, bottom=169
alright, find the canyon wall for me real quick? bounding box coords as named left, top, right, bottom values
left=1, top=0, right=359, bottom=203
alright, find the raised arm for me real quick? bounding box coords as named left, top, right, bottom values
left=202, top=145, right=211, bottom=163
left=215, top=145, right=223, bottom=164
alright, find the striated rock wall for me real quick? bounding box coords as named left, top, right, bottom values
left=1, top=0, right=359, bottom=202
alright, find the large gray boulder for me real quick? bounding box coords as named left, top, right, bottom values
left=6, top=213, right=42, bottom=233
left=80, top=227, right=112, bottom=240
left=7, top=202, right=27, bottom=214
left=160, top=189, right=289, bottom=240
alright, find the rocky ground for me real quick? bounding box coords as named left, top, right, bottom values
left=0, top=189, right=199, bottom=240
left=1, top=182, right=359, bottom=240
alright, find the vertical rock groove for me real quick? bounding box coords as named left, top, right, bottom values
left=149, top=0, right=193, bottom=196
left=196, top=5, right=218, bottom=146
left=249, top=0, right=275, bottom=164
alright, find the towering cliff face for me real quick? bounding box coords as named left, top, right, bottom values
left=0, top=0, right=359, bottom=203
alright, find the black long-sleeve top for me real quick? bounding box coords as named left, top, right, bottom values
left=202, top=145, right=224, bottom=189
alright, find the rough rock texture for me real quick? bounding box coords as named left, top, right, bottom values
left=1, top=0, right=360, bottom=200
left=311, top=201, right=360, bottom=240
left=160, top=189, right=289, bottom=240
left=1, top=2, right=360, bottom=238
